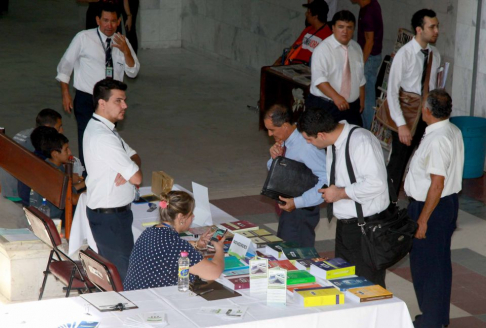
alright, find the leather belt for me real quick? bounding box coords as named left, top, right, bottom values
left=338, top=210, right=387, bottom=225
left=89, top=204, right=131, bottom=214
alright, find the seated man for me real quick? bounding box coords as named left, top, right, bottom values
left=30, top=129, right=85, bottom=222
left=0, top=108, right=63, bottom=203
left=275, top=0, right=332, bottom=66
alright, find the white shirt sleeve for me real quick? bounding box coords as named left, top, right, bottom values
left=311, top=43, right=331, bottom=89
left=56, top=32, right=83, bottom=84
left=425, top=137, right=451, bottom=177
left=386, top=50, right=407, bottom=127
left=124, top=39, right=140, bottom=78
left=95, top=133, right=139, bottom=181
left=344, top=134, right=388, bottom=204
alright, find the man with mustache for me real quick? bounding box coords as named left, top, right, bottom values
left=386, top=9, right=441, bottom=197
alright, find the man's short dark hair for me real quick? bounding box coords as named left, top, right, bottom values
left=30, top=126, right=58, bottom=153
left=97, top=2, right=120, bottom=18
left=303, top=0, right=329, bottom=23
left=331, top=10, right=356, bottom=27
left=40, top=132, right=69, bottom=159
left=411, top=9, right=436, bottom=34
left=263, top=104, right=293, bottom=127
left=297, top=107, right=337, bottom=137
left=93, top=78, right=127, bottom=108
left=426, top=89, right=452, bottom=119
left=35, top=108, right=62, bottom=128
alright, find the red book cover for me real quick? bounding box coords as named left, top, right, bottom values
left=268, top=260, right=298, bottom=271
left=221, top=220, right=258, bottom=232
left=227, top=276, right=250, bottom=289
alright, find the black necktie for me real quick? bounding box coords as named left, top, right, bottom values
left=106, top=38, right=113, bottom=77
left=327, top=145, right=336, bottom=222
left=420, top=49, right=429, bottom=93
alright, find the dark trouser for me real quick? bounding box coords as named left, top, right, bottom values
left=122, top=0, right=139, bottom=54
left=335, top=218, right=386, bottom=288
left=277, top=206, right=320, bottom=247
left=305, top=94, right=363, bottom=127
left=86, top=207, right=134, bottom=283
left=74, top=90, right=95, bottom=168
left=409, top=194, right=458, bottom=328
left=387, top=119, right=427, bottom=197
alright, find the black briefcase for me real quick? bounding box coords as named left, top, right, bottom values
left=261, top=156, right=318, bottom=201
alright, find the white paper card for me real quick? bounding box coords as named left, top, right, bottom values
left=228, top=233, right=254, bottom=259
left=192, top=182, right=213, bottom=226
left=267, top=267, right=287, bottom=305
left=198, top=306, right=248, bottom=321
left=250, top=258, right=268, bottom=295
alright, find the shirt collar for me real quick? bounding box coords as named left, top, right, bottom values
left=412, top=37, right=431, bottom=54
left=425, top=119, right=450, bottom=135
left=97, top=28, right=111, bottom=42
left=329, top=34, right=347, bottom=49
left=284, top=126, right=299, bottom=147
left=93, top=113, right=115, bottom=130
left=334, top=121, right=350, bottom=150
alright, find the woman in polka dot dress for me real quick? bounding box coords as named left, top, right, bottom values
left=124, top=191, right=226, bottom=290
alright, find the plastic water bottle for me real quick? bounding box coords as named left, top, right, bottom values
left=178, top=251, right=190, bottom=292
left=29, top=189, right=38, bottom=208
left=38, top=198, right=50, bottom=217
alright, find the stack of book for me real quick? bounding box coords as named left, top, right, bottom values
left=293, top=286, right=345, bottom=307
left=221, top=220, right=259, bottom=233
left=309, top=258, right=355, bottom=280
left=237, top=229, right=283, bottom=248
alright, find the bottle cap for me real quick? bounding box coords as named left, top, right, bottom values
left=181, top=251, right=189, bottom=257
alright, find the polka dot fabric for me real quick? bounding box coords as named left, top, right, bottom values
left=124, top=226, right=203, bottom=290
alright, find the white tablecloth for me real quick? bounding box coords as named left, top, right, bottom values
left=0, top=286, right=414, bottom=328
left=68, top=185, right=237, bottom=256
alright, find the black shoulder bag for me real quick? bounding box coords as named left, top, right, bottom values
left=345, top=127, right=418, bottom=271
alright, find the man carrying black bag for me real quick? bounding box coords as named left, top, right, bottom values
left=264, top=104, right=328, bottom=247
left=297, top=107, right=389, bottom=287
left=405, top=89, right=464, bottom=328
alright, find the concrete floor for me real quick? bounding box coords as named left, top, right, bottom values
left=0, top=0, right=271, bottom=201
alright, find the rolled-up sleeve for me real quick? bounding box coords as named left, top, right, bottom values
left=124, top=40, right=140, bottom=78
left=311, top=43, right=331, bottom=89
left=294, top=146, right=327, bottom=208
left=56, top=32, right=83, bottom=84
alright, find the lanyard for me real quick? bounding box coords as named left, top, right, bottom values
left=96, top=29, right=110, bottom=52
left=303, top=24, right=326, bottom=46
left=92, top=116, right=126, bottom=151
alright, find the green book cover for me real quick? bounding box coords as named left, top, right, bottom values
left=286, top=270, right=316, bottom=285
left=282, top=247, right=320, bottom=260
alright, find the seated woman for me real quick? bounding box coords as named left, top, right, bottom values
left=124, top=191, right=226, bottom=290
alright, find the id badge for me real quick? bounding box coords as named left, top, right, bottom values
left=106, top=66, right=113, bottom=78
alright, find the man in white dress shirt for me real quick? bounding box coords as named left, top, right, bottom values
left=386, top=9, right=441, bottom=196
left=83, top=78, right=142, bottom=281
left=298, top=107, right=389, bottom=287
left=405, top=89, right=463, bottom=328
left=305, top=10, right=365, bottom=127
left=56, top=3, right=140, bottom=166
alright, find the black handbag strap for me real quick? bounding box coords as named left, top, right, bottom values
left=344, top=127, right=398, bottom=227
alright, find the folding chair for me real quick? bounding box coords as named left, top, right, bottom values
left=79, top=248, right=124, bottom=292
left=24, top=206, right=93, bottom=300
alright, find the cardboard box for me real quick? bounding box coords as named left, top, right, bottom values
left=151, top=171, right=174, bottom=196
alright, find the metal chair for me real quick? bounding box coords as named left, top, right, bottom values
left=79, top=248, right=124, bottom=292
left=24, top=206, right=93, bottom=300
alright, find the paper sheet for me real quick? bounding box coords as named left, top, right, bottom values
left=192, top=182, right=213, bottom=226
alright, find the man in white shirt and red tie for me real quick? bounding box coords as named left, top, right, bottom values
left=298, top=107, right=389, bottom=287
left=305, top=10, right=365, bottom=127
left=386, top=9, right=441, bottom=196
left=405, top=89, right=464, bottom=328
left=56, top=2, right=140, bottom=167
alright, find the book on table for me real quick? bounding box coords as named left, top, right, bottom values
left=220, top=275, right=250, bottom=290
left=286, top=270, right=316, bottom=285
left=286, top=282, right=323, bottom=295
left=222, top=268, right=250, bottom=277
left=294, top=286, right=345, bottom=307
left=329, top=276, right=374, bottom=291
left=268, top=260, right=298, bottom=271
left=345, top=285, right=393, bottom=303
left=237, top=228, right=273, bottom=238
left=221, top=220, right=259, bottom=233
left=264, top=241, right=300, bottom=259
left=222, top=256, right=249, bottom=272
left=309, top=257, right=355, bottom=280
left=249, top=235, right=283, bottom=248
left=281, top=247, right=320, bottom=260
left=294, top=257, right=328, bottom=271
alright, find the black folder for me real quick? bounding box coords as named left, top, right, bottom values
left=261, top=156, right=319, bottom=201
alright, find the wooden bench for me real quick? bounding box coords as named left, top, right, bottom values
left=0, top=129, right=74, bottom=238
